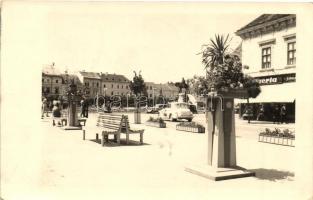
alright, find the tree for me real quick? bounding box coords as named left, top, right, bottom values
left=129, top=71, right=147, bottom=97
left=201, top=34, right=230, bottom=72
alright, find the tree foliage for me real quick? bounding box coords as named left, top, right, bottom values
left=200, top=34, right=261, bottom=98
left=129, top=71, right=147, bottom=97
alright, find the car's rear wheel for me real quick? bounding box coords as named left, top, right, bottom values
left=169, top=114, right=177, bottom=122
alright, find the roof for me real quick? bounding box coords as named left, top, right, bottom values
left=236, top=14, right=296, bottom=38
left=42, top=64, right=62, bottom=76
left=79, top=71, right=101, bottom=79
left=101, top=73, right=130, bottom=82
left=60, top=74, right=83, bottom=86
left=237, top=14, right=291, bottom=32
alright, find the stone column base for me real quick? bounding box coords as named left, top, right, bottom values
left=62, top=126, right=82, bottom=130
left=185, top=164, right=255, bottom=181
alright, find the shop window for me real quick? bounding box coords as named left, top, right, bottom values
left=261, top=47, right=271, bottom=69
left=287, top=42, right=296, bottom=65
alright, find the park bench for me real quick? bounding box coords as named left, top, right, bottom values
left=121, top=116, right=144, bottom=145
left=87, top=112, right=124, bottom=145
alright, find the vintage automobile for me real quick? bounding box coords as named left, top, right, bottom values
left=146, top=104, right=168, bottom=113
left=159, top=102, right=193, bottom=122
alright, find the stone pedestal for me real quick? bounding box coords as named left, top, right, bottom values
left=62, top=95, right=82, bottom=130
left=185, top=92, right=254, bottom=181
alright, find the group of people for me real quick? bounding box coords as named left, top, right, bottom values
left=244, top=104, right=288, bottom=124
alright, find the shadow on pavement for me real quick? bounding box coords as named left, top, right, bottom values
left=89, top=139, right=150, bottom=147
left=251, top=168, right=294, bottom=181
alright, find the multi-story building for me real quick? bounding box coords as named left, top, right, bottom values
left=42, top=63, right=63, bottom=99
left=235, top=14, right=296, bottom=122
left=100, top=73, right=130, bottom=96
left=146, top=82, right=179, bottom=101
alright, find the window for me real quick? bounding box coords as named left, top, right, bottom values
left=122, top=85, right=123, bottom=89
left=117, top=85, right=119, bottom=89
left=150, top=86, right=152, bottom=90
left=262, top=47, right=271, bottom=69
left=85, top=82, right=89, bottom=86
left=56, top=79, right=58, bottom=83
left=150, top=94, right=152, bottom=98
left=111, top=91, right=114, bottom=95
left=126, top=86, right=128, bottom=89
left=55, top=87, right=59, bottom=94
left=111, top=84, right=114, bottom=88
left=46, top=87, right=50, bottom=93
left=42, top=78, right=44, bottom=82
left=103, top=84, right=106, bottom=88
left=287, top=42, right=296, bottom=65
left=97, top=82, right=99, bottom=87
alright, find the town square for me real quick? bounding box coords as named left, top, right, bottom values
left=1, top=2, right=313, bottom=200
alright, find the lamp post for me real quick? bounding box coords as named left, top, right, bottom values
left=152, top=88, right=157, bottom=107
left=126, top=93, right=130, bottom=111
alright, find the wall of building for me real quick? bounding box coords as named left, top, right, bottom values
left=242, top=26, right=296, bottom=75
left=42, top=75, right=63, bottom=96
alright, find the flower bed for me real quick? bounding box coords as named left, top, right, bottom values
left=176, top=122, right=205, bottom=133
left=258, top=128, right=295, bottom=147
left=145, top=117, right=166, bottom=128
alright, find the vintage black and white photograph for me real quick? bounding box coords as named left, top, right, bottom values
left=1, top=1, right=313, bottom=200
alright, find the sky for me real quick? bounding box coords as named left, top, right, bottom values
left=3, top=2, right=260, bottom=84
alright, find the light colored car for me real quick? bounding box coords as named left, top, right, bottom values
left=159, top=102, right=193, bottom=122
left=146, top=104, right=168, bottom=113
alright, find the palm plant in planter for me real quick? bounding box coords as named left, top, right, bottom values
left=201, top=34, right=261, bottom=99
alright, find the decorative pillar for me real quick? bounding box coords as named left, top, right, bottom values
left=185, top=89, right=255, bottom=181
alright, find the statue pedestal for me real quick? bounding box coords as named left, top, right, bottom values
left=185, top=91, right=254, bottom=181
left=185, top=165, right=254, bottom=181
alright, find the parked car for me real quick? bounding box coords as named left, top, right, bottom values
left=159, top=102, right=193, bottom=122
left=146, top=104, right=168, bottom=113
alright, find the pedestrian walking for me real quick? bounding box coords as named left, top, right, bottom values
left=41, top=97, right=49, bottom=118
left=272, top=104, right=280, bottom=124
left=52, top=102, right=62, bottom=126
left=82, top=98, right=89, bottom=118
left=280, top=104, right=287, bottom=124
left=80, top=99, right=84, bottom=117
left=257, top=104, right=265, bottom=121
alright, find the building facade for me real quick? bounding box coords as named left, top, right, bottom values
left=146, top=82, right=179, bottom=101
left=235, top=14, right=296, bottom=122
left=42, top=64, right=64, bottom=99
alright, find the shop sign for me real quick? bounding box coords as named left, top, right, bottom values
left=256, top=74, right=295, bottom=85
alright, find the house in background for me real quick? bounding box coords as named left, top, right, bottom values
left=235, top=14, right=296, bottom=122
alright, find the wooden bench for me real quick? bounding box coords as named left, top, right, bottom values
left=95, top=112, right=124, bottom=145
left=121, top=116, right=144, bottom=145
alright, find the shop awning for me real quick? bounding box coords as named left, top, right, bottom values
left=235, top=83, right=296, bottom=104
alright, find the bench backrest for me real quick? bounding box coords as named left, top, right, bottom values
left=97, top=112, right=124, bottom=131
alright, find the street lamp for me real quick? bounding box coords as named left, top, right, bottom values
left=152, top=87, right=157, bottom=107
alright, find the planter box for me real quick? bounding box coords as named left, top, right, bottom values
left=208, top=88, right=249, bottom=99
left=258, top=134, right=295, bottom=147
left=176, top=125, right=205, bottom=133
left=145, top=121, right=166, bottom=128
